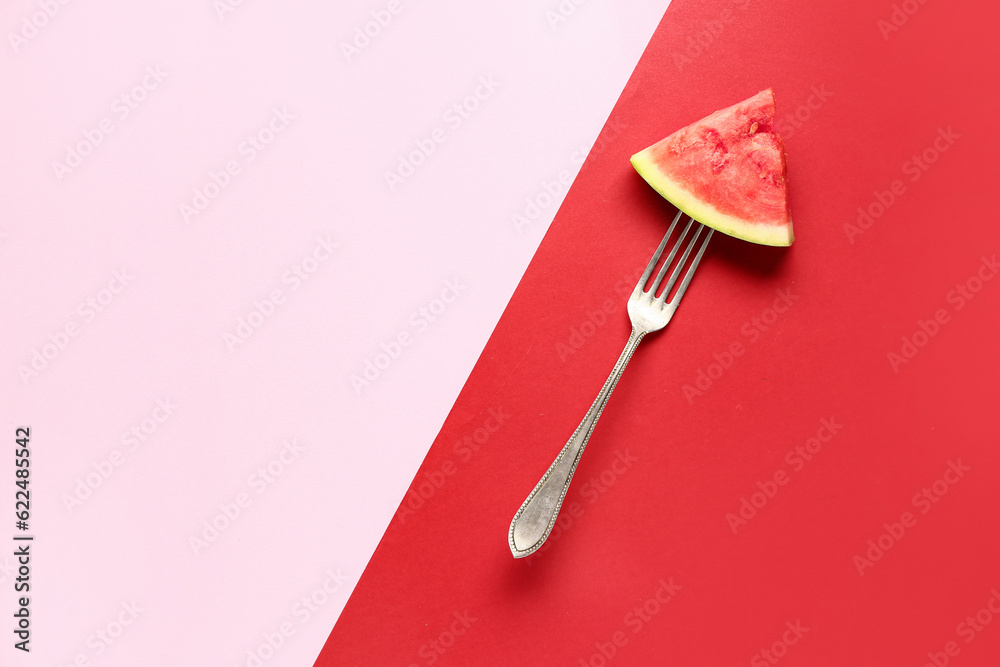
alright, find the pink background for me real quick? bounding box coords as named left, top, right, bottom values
left=0, top=0, right=668, bottom=664
left=315, top=0, right=1000, bottom=663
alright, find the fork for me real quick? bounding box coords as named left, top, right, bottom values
left=508, top=212, right=713, bottom=558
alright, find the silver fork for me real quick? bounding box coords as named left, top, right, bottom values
left=508, top=212, right=713, bottom=558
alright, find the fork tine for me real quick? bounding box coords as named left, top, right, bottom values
left=657, top=224, right=713, bottom=307
left=635, top=210, right=684, bottom=295
left=648, top=217, right=695, bottom=297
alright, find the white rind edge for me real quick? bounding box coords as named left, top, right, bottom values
left=630, top=149, right=794, bottom=247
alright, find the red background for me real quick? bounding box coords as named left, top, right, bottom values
left=317, top=0, right=1000, bottom=664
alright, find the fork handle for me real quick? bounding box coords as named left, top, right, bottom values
left=508, top=327, right=646, bottom=558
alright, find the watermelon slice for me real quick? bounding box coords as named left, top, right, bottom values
left=631, top=88, right=793, bottom=246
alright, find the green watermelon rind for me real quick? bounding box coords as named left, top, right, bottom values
left=631, top=149, right=794, bottom=247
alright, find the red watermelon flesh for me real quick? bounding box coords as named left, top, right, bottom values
left=631, top=88, right=794, bottom=246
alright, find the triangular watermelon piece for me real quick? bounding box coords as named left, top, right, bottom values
left=631, top=88, right=793, bottom=246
